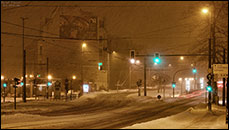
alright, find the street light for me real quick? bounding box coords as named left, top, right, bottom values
left=130, top=59, right=135, bottom=64
left=1, top=75, right=4, bottom=80
left=70, top=75, right=76, bottom=100
left=29, top=74, right=34, bottom=78
left=180, top=56, right=184, bottom=60
left=136, top=60, right=140, bottom=64
left=82, top=42, right=87, bottom=48
left=202, top=8, right=209, bottom=14
left=48, top=75, right=52, bottom=80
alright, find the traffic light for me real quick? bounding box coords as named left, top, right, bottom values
left=37, top=74, right=41, bottom=78
left=130, top=50, right=135, bottom=59
left=98, top=62, right=103, bottom=70
left=14, top=78, right=21, bottom=85
left=20, top=82, right=24, bottom=86
left=47, top=81, right=52, bottom=87
left=172, top=82, right=176, bottom=88
left=192, top=68, right=197, bottom=74
left=153, top=53, right=161, bottom=64
left=206, top=85, right=212, bottom=92
left=3, top=83, right=7, bottom=88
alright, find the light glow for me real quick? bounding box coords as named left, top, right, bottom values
left=82, top=43, right=87, bottom=48
left=130, top=59, right=135, bottom=64
left=48, top=75, right=52, bottom=80
left=202, top=8, right=209, bottom=14
left=83, top=84, right=89, bottom=93
left=136, top=60, right=140, bottom=64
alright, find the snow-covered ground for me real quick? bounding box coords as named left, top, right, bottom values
left=1, top=89, right=227, bottom=129
left=123, top=103, right=228, bottom=129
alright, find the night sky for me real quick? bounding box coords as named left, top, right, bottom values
left=1, top=1, right=227, bottom=83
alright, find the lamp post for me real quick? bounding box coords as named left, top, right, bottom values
left=71, top=75, right=76, bottom=100
left=47, top=75, right=52, bottom=99
left=81, top=42, right=86, bottom=88
left=202, top=7, right=216, bottom=106
left=129, top=59, right=140, bottom=89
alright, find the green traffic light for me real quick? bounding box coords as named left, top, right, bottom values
left=98, top=62, right=103, bottom=66
left=172, top=83, right=176, bottom=88
left=206, top=85, right=212, bottom=92
left=20, top=82, right=24, bottom=86
left=3, top=83, right=7, bottom=87
left=153, top=57, right=161, bottom=64
left=47, top=82, right=52, bottom=86
left=192, top=68, right=197, bottom=73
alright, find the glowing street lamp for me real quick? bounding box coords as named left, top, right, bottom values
left=82, top=42, right=87, bottom=48
left=1, top=75, right=4, bottom=80
left=130, top=59, right=135, bottom=64
left=136, top=60, right=140, bottom=64
left=72, top=75, right=76, bottom=80
left=179, top=78, right=182, bottom=81
left=202, top=8, right=209, bottom=14
left=48, top=75, right=52, bottom=80
left=180, top=56, right=184, bottom=60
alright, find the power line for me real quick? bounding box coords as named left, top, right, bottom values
left=3, top=4, right=199, bottom=8
left=2, top=31, right=129, bottom=62
left=1, top=21, right=59, bottom=36
left=1, top=31, right=107, bottom=41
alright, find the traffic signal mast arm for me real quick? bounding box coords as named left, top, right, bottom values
left=136, top=53, right=209, bottom=57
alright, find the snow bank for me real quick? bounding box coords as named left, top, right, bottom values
left=123, top=103, right=228, bottom=129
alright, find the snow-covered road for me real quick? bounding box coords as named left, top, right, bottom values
left=1, top=90, right=212, bottom=129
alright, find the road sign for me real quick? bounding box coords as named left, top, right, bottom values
left=215, top=74, right=228, bottom=79
left=213, top=64, right=228, bottom=74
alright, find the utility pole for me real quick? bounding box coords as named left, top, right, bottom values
left=222, top=48, right=226, bottom=106
left=208, top=38, right=212, bottom=111
left=46, top=57, right=49, bottom=99
left=21, top=17, right=28, bottom=103
left=144, top=57, right=147, bottom=96
left=129, top=65, right=132, bottom=89
left=107, top=52, right=110, bottom=91
left=211, top=8, right=218, bottom=104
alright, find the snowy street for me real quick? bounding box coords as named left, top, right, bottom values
left=1, top=90, right=227, bottom=129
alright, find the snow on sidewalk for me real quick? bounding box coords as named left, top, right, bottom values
left=123, top=103, right=228, bottom=129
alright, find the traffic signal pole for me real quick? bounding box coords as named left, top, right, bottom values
left=222, top=48, right=226, bottom=106
left=208, top=38, right=212, bottom=111
left=136, top=53, right=209, bottom=97
left=144, top=57, right=147, bottom=96
left=3, top=87, right=6, bottom=103
left=21, top=17, right=28, bottom=103
left=23, top=50, right=26, bottom=102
